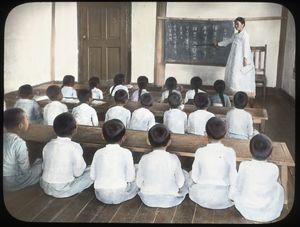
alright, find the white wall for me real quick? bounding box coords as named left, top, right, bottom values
left=4, top=3, right=52, bottom=93
left=131, top=2, right=157, bottom=83
left=281, top=10, right=295, bottom=99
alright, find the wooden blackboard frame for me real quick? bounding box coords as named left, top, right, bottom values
left=164, top=18, right=234, bottom=66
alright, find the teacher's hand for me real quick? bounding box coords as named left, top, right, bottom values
left=243, top=57, right=247, bottom=67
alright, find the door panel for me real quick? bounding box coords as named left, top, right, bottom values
left=78, top=2, right=130, bottom=84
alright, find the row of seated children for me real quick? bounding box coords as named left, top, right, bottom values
left=3, top=109, right=284, bottom=223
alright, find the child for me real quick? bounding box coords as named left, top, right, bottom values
left=89, top=76, right=103, bottom=100
left=90, top=119, right=138, bottom=204
left=40, top=112, right=93, bottom=198
left=43, top=85, right=68, bottom=125
left=233, top=134, right=284, bottom=222
left=187, top=93, right=215, bottom=135
left=105, top=89, right=131, bottom=128
left=136, top=124, right=189, bottom=208
left=130, top=75, right=149, bottom=102
left=161, top=77, right=182, bottom=103
left=14, top=84, right=42, bottom=123
left=3, top=108, right=43, bottom=191
left=72, top=89, right=99, bottom=126
left=129, top=93, right=156, bottom=131
left=184, top=76, right=205, bottom=104
left=210, top=80, right=231, bottom=107
left=189, top=117, right=237, bottom=209
left=163, top=92, right=187, bottom=134
left=109, top=73, right=129, bottom=96
left=61, top=75, right=78, bottom=102
left=226, top=91, right=254, bottom=139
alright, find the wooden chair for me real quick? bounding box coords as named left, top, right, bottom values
left=251, top=45, right=267, bottom=105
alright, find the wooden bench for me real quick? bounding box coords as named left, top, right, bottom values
left=20, top=123, right=294, bottom=204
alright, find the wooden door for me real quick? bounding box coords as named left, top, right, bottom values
left=78, top=2, right=131, bottom=85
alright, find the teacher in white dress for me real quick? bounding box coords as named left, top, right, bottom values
left=215, top=17, right=255, bottom=98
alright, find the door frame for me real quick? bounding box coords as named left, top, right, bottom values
left=77, top=2, right=132, bottom=84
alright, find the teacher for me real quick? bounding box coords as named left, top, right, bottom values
left=216, top=17, right=255, bottom=98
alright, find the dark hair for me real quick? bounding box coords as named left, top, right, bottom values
left=235, top=17, right=245, bottom=26
left=62, top=75, right=75, bottom=87
left=250, top=134, right=273, bottom=160
left=206, top=117, right=226, bottom=140
left=213, top=80, right=226, bottom=107
left=77, top=89, right=91, bottom=103
left=111, top=73, right=125, bottom=95
left=89, top=77, right=100, bottom=89
left=114, top=89, right=128, bottom=104
left=102, top=119, right=126, bottom=143
left=46, top=85, right=62, bottom=101
left=190, top=77, right=202, bottom=95
left=233, top=91, right=248, bottom=109
left=165, top=77, right=177, bottom=95
left=3, top=108, right=25, bottom=130
left=140, top=93, right=153, bottom=107
left=137, top=76, right=149, bottom=101
left=53, top=112, right=77, bottom=137
left=18, top=84, right=33, bottom=99
left=194, top=92, right=209, bottom=109
left=148, top=124, right=170, bottom=148
left=168, top=92, right=182, bottom=108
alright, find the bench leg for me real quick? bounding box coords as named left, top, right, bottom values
left=281, top=165, right=288, bottom=204
left=260, top=120, right=265, bottom=133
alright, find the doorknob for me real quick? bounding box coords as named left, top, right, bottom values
left=82, top=35, right=86, bottom=39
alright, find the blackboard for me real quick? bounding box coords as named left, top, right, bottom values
left=164, top=19, right=234, bottom=66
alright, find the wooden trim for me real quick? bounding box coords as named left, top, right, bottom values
left=50, top=2, right=56, bottom=81
left=154, top=2, right=167, bottom=86
left=157, top=16, right=284, bottom=21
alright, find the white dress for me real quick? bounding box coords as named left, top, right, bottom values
left=163, top=109, right=187, bottom=134
left=105, top=105, right=131, bottom=128
left=136, top=149, right=189, bottom=208
left=72, top=103, right=99, bottom=126
left=187, top=109, right=215, bottom=135
left=233, top=160, right=284, bottom=222
left=61, top=86, right=78, bottom=99
left=91, top=87, right=103, bottom=100
left=130, top=89, right=149, bottom=102
left=129, top=107, right=156, bottom=131
left=218, top=30, right=255, bottom=97
left=43, top=101, right=69, bottom=125
left=226, top=108, right=253, bottom=140
left=184, top=89, right=206, bottom=104
left=109, top=85, right=129, bottom=96
left=90, top=144, right=138, bottom=204
left=189, top=142, right=237, bottom=209
left=161, top=89, right=182, bottom=103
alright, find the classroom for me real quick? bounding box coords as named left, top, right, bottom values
left=3, top=2, right=295, bottom=224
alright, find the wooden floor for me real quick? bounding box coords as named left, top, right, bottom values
left=3, top=88, right=296, bottom=223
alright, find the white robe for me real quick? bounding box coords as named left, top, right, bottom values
left=129, top=107, right=156, bottom=131
left=189, top=142, right=237, bottom=209
left=130, top=89, right=149, bottom=102
left=233, top=160, right=284, bottom=222
left=136, top=149, right=189, bottom=208
left=184, top=89, right=206, bottom=104
left=218, top=30, right=255, bottom=97
left=105, top=105, right=131, bottom=128
left=187, top=109, right=215, bottom=135
left=61, top=86, right=78, bottom=99
left=90, top=144, right=138, bottom=204
left=72, top=103, right=99, bottom=126
left=43, top=101, right=69, bottom=125
left=91, top=87, right=103, bottom=100
left=163, top=108, right=187, bottom=134
left=161, top=89, right=182, bottom=103
left=109, top=85, right=129, bottom=96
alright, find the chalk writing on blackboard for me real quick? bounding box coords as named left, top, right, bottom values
left=165, top=19, right=234, bottom=66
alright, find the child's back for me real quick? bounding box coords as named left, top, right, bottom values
left=43, top=85, right=68, bottom=125
left=233, top=134, right=284, bottom=222
left=14, top=84, right=42, bottom=123
left=105, top=89, right=131, bottom=127
left=136, top=124, right=189, bottom=208
left=184, top=76, right=206, bottom=104
left=129, top=93, right=155, bottom=131
left=89, top=76, right=103, bottom=100
left=161, top=77, right=182, bottom=103
left=163, top=92, right=187, bottom=134
left=61, top=75, right=78, bottom=101
left=226, top=91, right=253, bottom=139
left=90, top=119, right=138, bottom=204
left=109, top=73, right=129, bottom=96
left=72, top=89, right=98, bottom=126
left=210, top=80, right=231, bottom=107
left=187, top=93, right=215, bottom=135
left=189, top=117, right=237, bottom=209
left=131, top=75, right=149, bottom=102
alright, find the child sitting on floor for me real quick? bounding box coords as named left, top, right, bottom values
left=3, top=108, right=43, bottom=191
left=90, top=119, right=138, bottom=204
left=40, top=112, right=93, bottom=198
